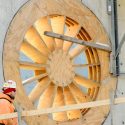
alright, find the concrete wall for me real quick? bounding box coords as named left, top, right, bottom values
left=0, top=0, right=125, bottom=124
left=82, top=0, right=125, bottom=125
left=0, top=0, right=28, bottom=91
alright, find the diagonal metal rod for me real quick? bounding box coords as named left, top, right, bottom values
left=115, top=33, right=125, bottom=58
left=44, top=31, right=112, bottom=52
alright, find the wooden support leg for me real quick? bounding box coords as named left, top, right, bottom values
left=110, top=89, right=115, bottom=125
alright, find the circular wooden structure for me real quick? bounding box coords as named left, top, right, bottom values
left=3, top=0, right=117, bottom=125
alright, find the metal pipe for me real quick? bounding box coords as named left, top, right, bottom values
left=110, top=0, right=119, bottom=75
left=114, top=0, right=119, bottom=75
left=113, top=0, right=119, bottom=75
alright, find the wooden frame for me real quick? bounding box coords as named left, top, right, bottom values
left=3, top=0, right=117, bottom=125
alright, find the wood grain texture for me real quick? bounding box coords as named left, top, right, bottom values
left=3, top=0, right=117, bottom=124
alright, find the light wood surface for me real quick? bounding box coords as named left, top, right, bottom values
left=0, top=97, right=125, bottom=120
left=3, top=0, right=117, bottom=124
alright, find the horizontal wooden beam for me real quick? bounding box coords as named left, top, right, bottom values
left=44, top=31, right=111, bottom=52
left=0, top=97, right=125, bottom=120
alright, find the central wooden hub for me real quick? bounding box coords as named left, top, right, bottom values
left=46, top=49, right=75, bottom=87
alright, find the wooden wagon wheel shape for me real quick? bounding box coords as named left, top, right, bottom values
left=3, top=0, right=116, bottom=124
left=19, top=15, right=101, bottom=121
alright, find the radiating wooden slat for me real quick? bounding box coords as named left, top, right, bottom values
left=69, top=83, right=91, bottom=115
left=37, top=83, right=57, bottom=109
left=53, top=87, right=68, bottom=121
left=73, top=63, right=100, bottom=67
left=69, top=45, right=86, bottom=59
left=63, top=87, right=81, bottom=120
left=34, top=17, right=55, bottom=51
left=93, top=87, right=99, bottom=100
left=50, top=16, right=65, bottom=49
left=89, top=88, right=95, bottom=99
left=19, top=61, right=46, bottom=70
left=28, top=77, right=50, bottom=102
left=63, top=25, right=80, bottom=51
left=22, top=73, right=48, bottom=85
left=21, top=41, right=47, bottom=63
left=25, top=26, right=50, bottom=56
left=69, top=83, right=90, bottom=103
left=74, top=75, right=100, bottom=88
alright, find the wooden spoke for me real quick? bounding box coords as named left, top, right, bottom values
left=52, top=87, right=68, bottom=121
left=34, top=17, right=55, bottom=51
left=69, top=83, right=91, bottom=103
left=89, top=88, right=95, bottom=99
left=19, top=61, right=46, bottom=70
left=74, top=75, right=100, bottom=88
left=21, top=41, right=47, bottom=63
left=63, top=87, right=81, bottom=119
left=63, top=25, right=80, bottom=51
left=69, top=45, right=86, bottom=59
left=25, top=26, right=50, bottom=56
left=73, top=63, right=100, bottom=68
left=28, top=77, right=50, bottom=102
left=50, top=16, right=65, bottom=49
left=37, top=83, right=57, bottom=109
left=22, top=73, right=48, bottom=85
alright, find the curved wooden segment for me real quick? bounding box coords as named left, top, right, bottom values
left=34, top=17, right=55, bottom=51
left=22, top=73, right=48, bottom=85
left=85, top=49, right=93, bottom=79
left=87, top=48, right=96, bottom=81
left=24, top=26, right=50, bottom=56
left=63, top=87, right=81, bottom=119
left=92, top=49, right=99, bottom=63
left=78, top=27, right=91, bottom=41
left=69, top=45, right=86, bottom=59
left=69, top=83, right=90, bottom=103
left=50, top=16, right=65, bottom=49
left=28, top=77, right=50, bottom=102
left=92, top=49, right=101, bottom=82
left=37, top=83, right=57, bottom=109
left=63, top=25, right=80, bottom=51
left=21, top=41, right=47, bottom=63
left=52, top=87, right=68, bottom=121
left=74, top=75, right=100, bottom=88
left=19, top=61, right=46, bottom=70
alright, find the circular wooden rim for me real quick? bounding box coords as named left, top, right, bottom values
left=3, top=0, right=117, bottom=124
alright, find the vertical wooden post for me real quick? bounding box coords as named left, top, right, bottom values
left=110, top=89, right=115, bottom=125
left=15, top=103, right=22, bottom=125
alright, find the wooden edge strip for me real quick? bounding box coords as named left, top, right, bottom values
left=0, top=97, right=125, bottom=120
